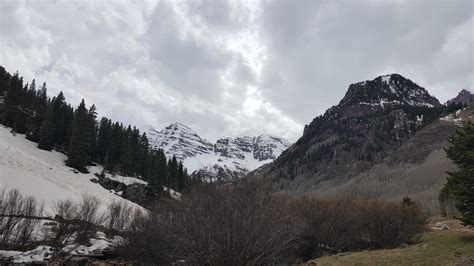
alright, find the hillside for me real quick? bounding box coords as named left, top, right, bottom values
left=0, top=125, right=144, bottom=214
left=145, top=123, right=291, bottom=181
left=255, top=74, right=472, bottom=212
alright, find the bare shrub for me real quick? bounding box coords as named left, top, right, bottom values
left=50, top=199, right=80, bottom=246
left=121, top=178, right=302, bottom=265
left=292, top=195, right=427, bottom=259
left=77, top=195, right=104, bottom=225
left=106, top=200, right=134, bottom=233
left=49, top=195, right=105, bottom=246
left=75, top=195, right=104, bottom=244
left=0, top=188, right=44, bottom=250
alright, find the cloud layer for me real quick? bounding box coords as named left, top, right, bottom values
left=1, top=0, right=472, bottom=142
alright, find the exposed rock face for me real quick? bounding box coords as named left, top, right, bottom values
left=92, top=174, right=148, bottom=204
left=144, top=123, right=291, bottom=181
left=253, top=134, right=291, bottom=161
left=339, top=74, right=441, bottom=108
left=255, top=74, right=447, bottom=192
left=446, top=89, right=474, bottom=105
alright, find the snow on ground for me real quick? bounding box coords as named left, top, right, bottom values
left=0, top=126, right=143, bottom=215
left=0, top=245, right=54, bottom=263
left=164, top=186, right=182, bottom=200
left=0, top=232, right=123, bottom=263
left=89, top=165, right=147, bottom=186
left=62, top=232, right=124, bottom=255
left=182, top=151, right=274, bottom=174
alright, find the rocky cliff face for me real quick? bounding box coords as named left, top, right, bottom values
left=255, top=74, right=447, bottom=192
left=446, top=89, right=474, bottom=105
left=144, top=123, right=291, bottom=181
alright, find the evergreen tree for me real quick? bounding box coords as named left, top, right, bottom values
left=146, top=150, right=163, bottom=200
left=443, top=122, right=474, bottom=225
left=37, top=105, right=55, bottom=151
left=168, top=156, right=179, bottom=190
left=4, top=72, right=23, bottom=128
left=97, top=117, right=112, bottom=165
left=87, top=104, right=98, bottom=162
left=66, top=100, right=91, bottom=173
left=106, top=122, right=123, bottom=172
left=52, top=92, right=67, bottom=148
left=177, top=161, right=185, bottom=191
left=30, top=82, right=49, bottom=141
left=119, top=126, right=132, bottom=175
left=137, top=132, right=149, bottom=178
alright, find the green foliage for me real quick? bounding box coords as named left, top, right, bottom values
left=443, top=122, right=474, bottom=225
left=38, top=105, right=55, bottom=151
left=66, top=100, right=91, bottom=173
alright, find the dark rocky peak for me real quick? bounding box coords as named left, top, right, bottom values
left=447, top=89, right=474, bottom=105
left=340, top=74, right=441, bottom=108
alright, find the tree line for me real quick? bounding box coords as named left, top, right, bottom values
left=0, top=66, right=188, bottom=199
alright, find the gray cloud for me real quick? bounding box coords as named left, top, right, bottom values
left=0, top=0, right=472, bottom=142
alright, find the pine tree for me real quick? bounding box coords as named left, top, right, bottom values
left=87, top=104, right=98, bottom=162
left=443, top=122, right=474, bottom=225
left=106, top=122, right=123, bottom=172
left=177, top=161, right=185, bottom=191
left=137, top=132, right=149, bottom=178
left=168, top=156, right=179, bottom=190
left=146, top=150, right=164, bottom=200
left=97, top=117, right=112, bottom=165
left=66, top=99, right=91, bottom=173
left=52, top=92, right=67, bottom=148
left=38, top=105, right=55, bottom=151
left=119, top=126, right=132, bottom=175
left=4, top=72, right=23, bottom=128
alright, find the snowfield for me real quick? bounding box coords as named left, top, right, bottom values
left=0, top=126, right=143, bottom=215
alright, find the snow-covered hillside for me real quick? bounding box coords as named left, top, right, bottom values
left=144, top=123, right=291, bottom=180
left=0, top=126, right=144, bottom=214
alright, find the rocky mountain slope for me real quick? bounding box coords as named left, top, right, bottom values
left=255, top=74, right=471, bottom=212
left=144, top=123, right=291, bottom=181
left=446, top=89, right=474, bottom=105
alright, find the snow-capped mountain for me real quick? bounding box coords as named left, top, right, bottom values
left=145, top=123, right=213, bottom=161
left=144, top=123, right=291, bottom=180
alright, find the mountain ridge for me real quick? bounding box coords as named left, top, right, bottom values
left=143, top=122, right=291, bottom=181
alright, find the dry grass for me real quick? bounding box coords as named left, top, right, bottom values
left=305, top=220, right=474, bottom=265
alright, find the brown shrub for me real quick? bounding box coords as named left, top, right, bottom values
left=121, top=178, right=303, bottom=265
left=0, top=188, right=44, bottom=250
left=291, top=195, right=427, bottom=259
left=106, top=200, right=135, bottom=233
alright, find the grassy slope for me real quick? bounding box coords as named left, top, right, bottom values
left=306, top=222, right=474, bottom=265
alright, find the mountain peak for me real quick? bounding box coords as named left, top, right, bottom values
left=447, top=89, right=474, bottom=105
left=166, top=122, right=194, bottom=132
left=341, top=74, right=440, bottom=108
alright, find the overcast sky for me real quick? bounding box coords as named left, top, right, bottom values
left=1, top=0, right=473, bottom=142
